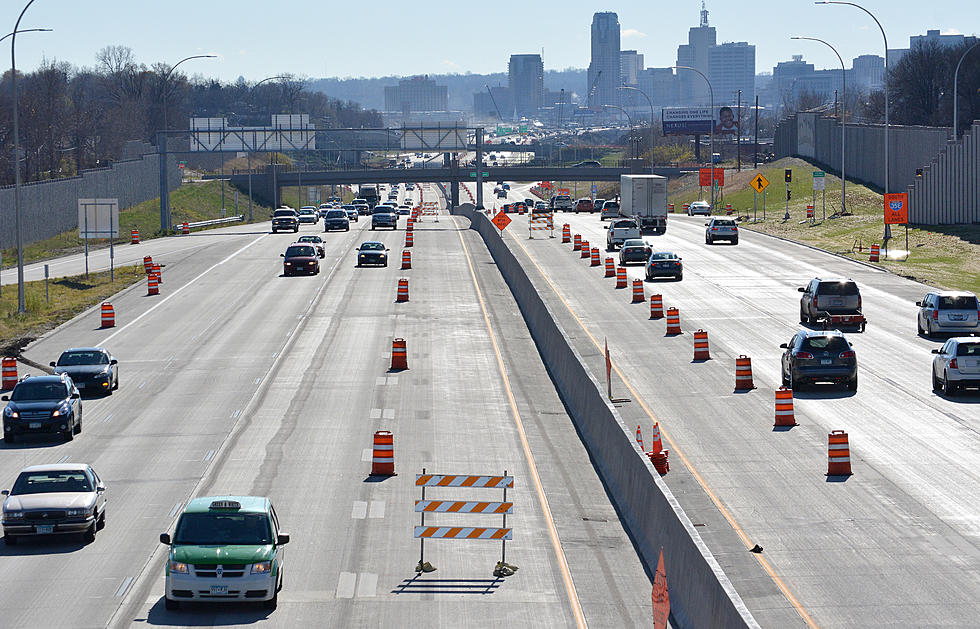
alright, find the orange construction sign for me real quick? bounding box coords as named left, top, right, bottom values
left=652, top=548, right=670, bottom=629
left=884, top=192, right=908, bottom=225
left=492, top=211, right=512, bottom=231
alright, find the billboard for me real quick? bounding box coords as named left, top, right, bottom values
left=400, top=126, right=468, bottom=151
left=189, top=115, right=316, bottom=152
left=662, top=106, right=740, bottom=136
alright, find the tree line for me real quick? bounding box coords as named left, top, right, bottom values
left=0, top=45, right=382, bottom=186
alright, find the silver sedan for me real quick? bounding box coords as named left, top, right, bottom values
left=2, top=463, right=107, bottom=545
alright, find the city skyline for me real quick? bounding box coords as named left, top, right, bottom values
left=6, top=1, right=977, bottom=82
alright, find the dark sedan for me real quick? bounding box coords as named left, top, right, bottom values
left=2, top=374, right=82, bottom=443
left=49, top=348, right=118, bottom=396
left=296, top=235, right=326, bottom=258
left=645, top=252, right=683, bottom=281
left=356, top=242, right=389, bottom=267
left=281, top=244, right=320, bottom=276
left=323, top=209, right=350, bottom=232
left=619, top=239, right=651, bottom=266
left=780, top=330, right=857, bottom=391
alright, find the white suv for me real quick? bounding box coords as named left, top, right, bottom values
left=688, top=201, right=711, bottom=216
left=917, top=291, right=980, bottom=337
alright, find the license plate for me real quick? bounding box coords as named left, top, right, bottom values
left=951, top=314, right=965, bottom=321
left=36, top=525, right=53, bottom=534
left=210, top=585, right=228, bottom=595
left=821, top=359, right=833, bottom=365
left=29, top=422, right=41, bottom=429
left=831, top=299, right=843, bottom=306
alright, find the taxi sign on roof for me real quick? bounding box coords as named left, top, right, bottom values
left=209, top=500, right=242, bottom=510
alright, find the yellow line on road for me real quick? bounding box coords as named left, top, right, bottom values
left=455, top=219, right=587, bottom=629
left=507, top=228, right=819, bottom=629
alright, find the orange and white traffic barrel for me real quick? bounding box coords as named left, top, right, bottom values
left=391, top=338, right=408, bottom=370
left=605, top=257, right=615, bottom=277
left=631, top=279, right=645, bottom=303
left=827, top=430, right=852, bottom=476
left=562, top=224, right=571, bottom=243
left=401, top=250, right=412, bottom=270
left=650, top=294, right=664, bottom=319
left=734, top=355, right=755, bottom=390
left=396, top=278, right=409, bottom=303
left=131, top=229, right=140, bottom=244
left=693, top=329, right=710, bottom=360
left=774, top=386, right=797, bottom=427
left=580, top=240, right=591, bottom=259
left=573, top=234, right=582, bottom=251
left=100, top=302, right=115, bottom=328
left=1, top=358, right=17, bottom=390
left=665, top=307, right=681, bottom=334
left=616, top=267, right=627, bottom=289
left=371, top=431, right=396, bottom=476
left=590, top=248, right=600, bottom=267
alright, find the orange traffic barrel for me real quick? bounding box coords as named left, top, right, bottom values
left=631, top=279, right=645, bottom=303
left=1, top=357, right=17, bottom=390
left=668, top=203, right=675, bottom=213
left=827, top=430, right=852, bottom=476
left=774, top=386, right=797, bottom=426
left=181, top=222, right=189, bottom=235
left=725, top=203, right=733, bottom=215
left=152, top=263, right=162, bottom=283
left=131, top=229, right=140, bottom=244
left=650, top=294, right=664, bottom=319
left=665, top=307, right=681, bottom=334
left=562, top=224, right=571, bottom=243
left=869, top=243, right=880, bottom=262
left=580, top=240, right=591, bottom=258
left=590, top=247, right=600, bottom=266
left=143, top=255, right=153, bottom=274
left=616, top=267, right=627, bottom=288
left=573, top=234, right=582, bottom=251
left=806, top=205, right=814, bottom=219
left=100, top=302, right=115, bottom=328
left=401, top=250, right=412, bottom=270
left=391, top=338, right=408, bottom=370
left=682, top=203, right=689, bottom=213
left=693, top=329, right=710, bottom=360
left=147, top=273, right=159, bottom=296
left=396, top=278, right=409, bottom=303
left=405, top=231, right=414, bottom=248
left=605, top=257, right=615, bottom=277
left=371, top=430, right=396, bottom=476
left=734, top=355, right=755, bottom=390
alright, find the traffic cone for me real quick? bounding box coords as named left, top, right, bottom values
left=648, top=422, right=664, bottom=455
left=635, top=425, right=644, bottom=451
left=650, top=294, right=664, bottom=319
left=371, top=430, right=396, bottom=476
left=693, top=329, right=710, bottom=360
left=774, top=387, right=797, bottom=427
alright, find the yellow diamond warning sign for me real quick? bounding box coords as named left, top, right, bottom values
left=750, top=173, right=770, bottom=193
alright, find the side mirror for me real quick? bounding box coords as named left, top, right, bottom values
left=49, top=361, right=56, bottom=367
left=280, top=253, right=285, bottom=257
left=96, top=485, right=106, bottom=493
left=797, top=287, right=806, bottom=293
left=604, top=225, right=609, bottom=229
left=678, top=257, right=682, bottom=261
left=931, top=349, right=940, bottom=354
left=110, top=359, right=118, bottom=365
left=278, top=533, right=290, bottom=545
left=71, top=392, right=80, bottom=399
left=779, top=343, right=789, bottom=349
left=915, top=301, right=922, bottom=307
left=1, top=490, right=8, bottom=496
left=704, top=222, right=710, bottom=226
left=159, top=533, right=171, bottom=545
left=0, top=395, right=7, bottom=401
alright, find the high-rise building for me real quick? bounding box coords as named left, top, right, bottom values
left=851, top=54, right=884, bottom=92
left=620, top=50, right=644, bottom=87
left=772, top=55, right=814, bottom=116
left=509, top=54, right=544, bottom=119
left=383, top=76, right=448, bottom=114
left=709, top=41, right=755, bottom=110
left=588, top=12, right=621, bottom=108
left=638, top=67, right=677, bottom=108
left=675, top=2, right=716, bottom=104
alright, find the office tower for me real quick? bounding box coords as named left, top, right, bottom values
left=675, top=2, right=716, bottom=103
left=509, top=54, right=544, bottom=119
left=588, top=12, right=621, bottom=108
left=620, top=50, right=644, bottom=87
left=709, top=41, right=756, bottom=110
left=384, top=76, right=449, bottom=114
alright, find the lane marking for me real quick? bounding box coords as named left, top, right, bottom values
left=57, top=455, right=71, bottom=464
left=506, top=227, right=819, bottom=629
left=114, top=577, right=133, bottom=598
left=138, top=381, right=146, bottom=390
left=203, top=450, right=216, bottom=462
left=375, top=377, right=387, bottom=386
left=455, top=220, right=586, bottom=628
left=351, top=501, right=367, bottom=519
left=361, top=448, right=372, bottom=462
left=387, top=376, right=398, bottom=385
left=102, top=414, right=112, bottom=424
left=168, top=503, right=183, bottom=518
left=382, top=409, right=394, bottom=419
left=370, top=408, right=382, bottom=419
left=336, top=572, right=357, bottom=599
left=368, top=501, right=385, bottom=519
left=231, top=410, right=241, bottom=419
left=355, top=572, right=378, bottom=598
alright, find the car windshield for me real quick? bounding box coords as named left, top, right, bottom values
left=326, top=210, right=346, bottom=218
left=603, top=203, right=619, bottom=210
left=12, top=470, right=92, bottom=495
left=613, top=220, right=636, bottom=228
left=623, top=240, right=646, bottom=248
left=285, top=246, right=315, bottom=257
left=11, top=381, right=68, bottom=401
left=816, top=282, right=859, bottom=296
left=360, top=242, right=385, bottom=251
left=173, top=512, right=273, bottom=545
left=342, top=205, right=356, bottom=211
left=956, top=343, right=980, bottom=356
left=375, top=208, right=394, bottom=214
left=297, top=236, right=320, bottom=243
left=57, top=351, right=107, bottom=366
left=299, top=210, right=314, bottom=215
left=273, top=210, right=296, bottom=218
left=801, top=336, right=850, bottom=352
left=650, top=253, right=676, bottom=260
left=938, top=295, right=979, bottom=309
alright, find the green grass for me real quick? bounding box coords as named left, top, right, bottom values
left=1, top=265, right=145, bottom=355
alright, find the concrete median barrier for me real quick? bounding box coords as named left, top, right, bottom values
left=452, top=202, right=759, bottom=629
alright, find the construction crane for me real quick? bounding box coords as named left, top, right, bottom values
left=484, top=84, right=504, bottom=122
left=587, top=70, right=602, bottom=111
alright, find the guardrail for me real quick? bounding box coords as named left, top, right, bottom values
left=174, top=215, right=244, bottom=233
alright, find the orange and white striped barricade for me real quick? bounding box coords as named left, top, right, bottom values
left=147, top=273, right=159, bottom=296
left=414, top=470, right=515, bottom=575
left=562, top=224, right=571, bottom=243
left=631, top=279, right=645, bottom=303
left=528, top=212, right=551, bottom=239
left=693, top=329, right=710, bottom=360
left=650, top=294, right=664, bottom=319
left=401, top=250, right=412, bottom=270
left=665, top=307, right=681, bottom=334
left=806, top=205, right=814, bottom=220
left=100, top=302, right=115, bottom=328
left=396, top=278, right=409, bottom=303
left=725, top=203, right=733, bottom=215
left=667, top=203, right=675, bottom=213
left=391, top=338, right=408, bottom=370
left=734, top=355, right=755, bottom=390
left=616, top=267, right=628, bottom=288
left=546, top=212, right=554, bottom=237
left=405, top=231, right=414, bottom=248
left=573, top=234, right=582, bottom=251
left=1, top=357, right=17, bottom=390
left=181, top=222, right=189, bottom=235
left=605, top=257, right=615, bottom=277
left=774, top=386, right=797, bottom=426
left=580, top=240, right=591, bottom=259
left=869, top=243, right=880, bottom=262
left=371, top=430, right=396, bottom=476
left=827, top=430, right=852, bottom=476
left=590, top=248, right=600, bottom=267
left=131, top=229, right=140, bottom=244
left=143, top=256, right=153, bottom=274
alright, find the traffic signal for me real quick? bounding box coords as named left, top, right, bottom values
left=787, top=189, right=792, bottom=201
left=784, top=168, right=792, bottom=183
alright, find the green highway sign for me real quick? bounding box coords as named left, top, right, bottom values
left=469, top=172, right=489, bottom=177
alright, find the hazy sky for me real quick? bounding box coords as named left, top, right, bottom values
left=8, top=1, right=978, bottom=82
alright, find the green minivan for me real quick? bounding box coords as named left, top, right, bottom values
left=160, top=496, right=289, bottom=610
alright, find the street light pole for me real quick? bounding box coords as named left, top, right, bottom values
left=672, top=65, right=715, bottom=211
left=246, top=76, right=289, bottom=222
left=619, top=85, right=655, bottom=173
left=792, top=36, right=847, bottom=214
left=816, top=1, right=889, bottom=238
left=953, top=40, right=980, bottom=139
left=603, top=105, right=635, bottom=162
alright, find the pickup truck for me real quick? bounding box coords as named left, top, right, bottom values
left=271, top=208, right=299, bottom=233
left=606, top=218, right=641, bottom=250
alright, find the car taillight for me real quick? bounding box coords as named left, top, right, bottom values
left=813, top=296, right=818, bottom=308
left=675, top=262, right=682, bottom=266
left=857, top=295, right=862, bottom=309
left=795, top=351, right=814, bottom=360
left=732, top=226, right=737, bottom=231
left=711, top=227, right=718, bottom=231
left=839, top=350, right=855, bottom=359
left=950, top=358, right=959, bottom=369
left=933, top=310, right=938, bottom=320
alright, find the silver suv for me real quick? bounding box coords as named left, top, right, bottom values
left=705, top=218, right=738, bottom=244
left=917, top=291, right=980, bottom=337
left=799, top=278, right=861, bottom=325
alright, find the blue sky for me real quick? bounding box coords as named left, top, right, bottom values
left=7, top=1, right=978, bottom=82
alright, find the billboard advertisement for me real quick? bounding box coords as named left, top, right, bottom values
left=662, top=106, right=739, bottom=136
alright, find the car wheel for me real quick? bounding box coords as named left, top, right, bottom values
left=932, top=370, right=942, bottom=391
left=944, top=372, right=958, bottom=395
left=676, top=273, right=683, bottom=281
left=733, top=238, right=739, bottom=245
left=346, top=226, right=350, bottom=231
left=3, top=535, right=17, bottom=546
left=294, top=227, right=298, bottom=233
left=165, top=597, right=179, bottom=611
left=917, top=319, right=925, bottom=335
left=800, top=308, right=810, bottom=325
left=97, top=509, right=106, bottom=530
left=82, top=522, right=96, bottom=544
left=74, top=418, right=81, bottom=434
left=64, top=424, right=74, bottom=442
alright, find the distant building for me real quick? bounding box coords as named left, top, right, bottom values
left=384, top=76, right=448, bottom=115
left=709, top=41, right=755, bottom=110
left=850, top=54, right=884, bottom=92
left=473, top=86, right=512, bottom=119
left=638, top=67, right=677, bottom=109
left=588, top=12, right=621, bottom=108
left=891, top=29, right=974, bottom=66
left=620, top=50, right=644, bottom=87
left=675, top=3, right=716, bottom=104
left=772, top=55, right=814, bottom=117
left=509, top=54, right=544, bottom=119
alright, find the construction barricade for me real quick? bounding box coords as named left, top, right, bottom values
left=631, top=279, right=645, bottom=303
left=774, top=386, right=797, bottom=426
left=1, top=357, right=17, bottom=390
left=827, top=430, right=852, bottom=476
left=616, top=267, right=627, bottom=288
left=405, top=232, right=414, bottom=248
left=147, top=273, right=159, bottom=296
left=181, top=222, right=189, bottom=235
left=528, top=212, right=554, bottom=239
left=391, top=338, right=408, bottom=370
left=650, top=294, right=664, bottom=319
left=806, top=205, right=815, bottom=220
left=414, top=470, right=515, bottom=576
left=580, top=241, right=591, bottom=259
left=143, top=256, right=153, bottom=274
left=734, top=355, right=755, bottom=390
left=605, top=257, right=615, bottom=277
left=396, top=278, right=409, bottom=303
left=869, top=243, right=880, bottom=262
left=401, top=250, right=412, bottom=270
left=573, top=234, right=582, bottom=251
left=682, top=203, right=689, bottom=214
left=693, top=329, right=710, bottom=360
left=667, top=203, right=675, bottom=213
left=590, top=248, right=600, bottom=266
left=371, top=430, right=396, bottom=476
left=725, top=204, right=733, bottom=215
left=562, top=224, right=571, bottom=243
left=100, top=303, right=115, bottom=328
left=665, top=307, right=681, bottom=334
left=131, top=229, right=140, bottom=244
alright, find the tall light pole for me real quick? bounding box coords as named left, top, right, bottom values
left=953, top=40, right=980, bottom=139
left=603, top=105, right=635, bottom=161
left=816, top=1, right=889, bottom=238
left=792, top=36, right=847, bottom=214
left=672, top=65, right=715, bottom=211
left=247, top=75, right=288, bottom=221
left=10, top=0, right=49, bottom=313
left=619, top=85, right=655, bottom=173
left=161, top=54, right=216, bottom=132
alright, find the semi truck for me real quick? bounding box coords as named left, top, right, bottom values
left=359, top=184, right=380, bottom=209
left=621, top=174, right=668, bottom=234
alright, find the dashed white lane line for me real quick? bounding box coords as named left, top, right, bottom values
left=368, top=501, right=385, bottom=519
left=114, top=577, right=134, bottom=598
left=355, top=573, right=378, bottom=598
left=361, top=448, right=372, bottom=462
left=370, top=408, right=381, bottom=419
left=336, top=572, right=357, bottom=599
left=382, top=409, right=394, bottom=419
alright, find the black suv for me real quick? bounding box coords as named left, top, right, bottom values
left=323, top=209, right=350, bottom=232
left=780, top=330, right=857, bottom=391
left=371, top=208, right=398, bottom=230
left=271, top=209, right=299, bottom=233
left=2, top=375, right=83, bottom=443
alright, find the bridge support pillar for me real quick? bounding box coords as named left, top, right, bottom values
left=451, top=180, right=459, bottom=207
left=475, top=128, right=484, bottom=210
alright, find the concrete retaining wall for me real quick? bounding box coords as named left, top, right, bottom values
left=452, top=203, right=758, bottom=629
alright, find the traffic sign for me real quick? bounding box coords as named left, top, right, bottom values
left=699, top=167, right=724, bottom=187
left=750, top=173, right=769, bottom=193
left=591, top=184, right=598, bottom=194
left=884, top=193, right=908, bottom=225
left=812, top=171, right=825, bottom=191
left=491, top=211, right=512, bottom=231
left=469, top=172, right=489, bottom=177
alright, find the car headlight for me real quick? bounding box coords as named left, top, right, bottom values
left=251, top=561, right=273, bottom=574
left=168, top=560, right=190, bottom=574
left=51, top=404, right=69, bottom=417
left=3, top=407, right=15, bottom=418
left=359, top=254, right=366, bottom=258
left=285, top=262, right=292, bottom=266
left=4, top=511, right=23, bottom=519
left=66, top=507, right=92, bottom=517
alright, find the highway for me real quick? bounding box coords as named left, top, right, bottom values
left=0, top=184, right=653, bottom=628
left=468, top=180, right=980, bottom=628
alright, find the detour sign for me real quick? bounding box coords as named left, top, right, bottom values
left=884, top=193, right=908, bottom=225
